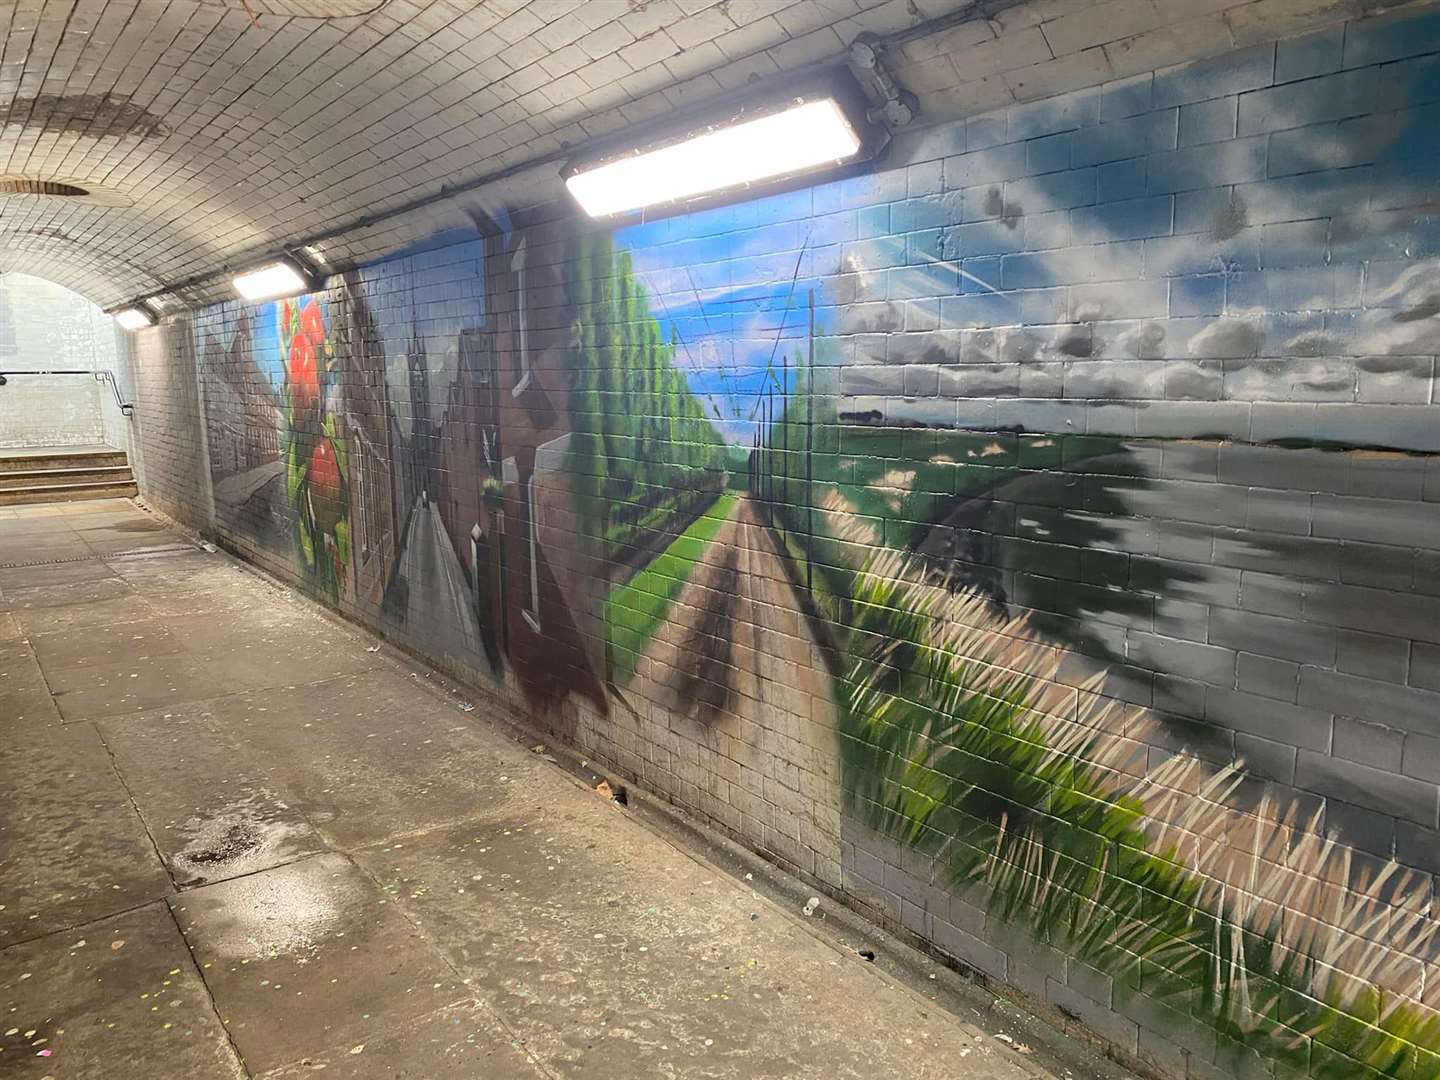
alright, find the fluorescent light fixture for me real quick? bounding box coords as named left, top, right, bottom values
left=565, top=97, right=863, bottom=218
left=232, top=258, right=312, bottom=302
left=113, top=305, right=155, bottom=331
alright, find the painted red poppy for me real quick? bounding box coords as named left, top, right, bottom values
left=288, top=327, right=319, bottom=413
left=300, top=300, right=325, bottom=349
left=308, top=435, right=343, bottom=531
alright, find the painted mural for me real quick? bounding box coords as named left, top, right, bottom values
left=280, top=297, right=349, bottom=601
left=187, top=13, right=1440, bottom=1077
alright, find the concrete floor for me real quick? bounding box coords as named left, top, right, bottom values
left=0, top=499, right=1084, bottom=1080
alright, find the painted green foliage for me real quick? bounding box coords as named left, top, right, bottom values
left=605, top=491, right=737, bottom=682
left=825, top=513, right=1440, bottom=1078
left=279, top=296, right=349, bottom=601
left=567, top=233, right=728, bottom=566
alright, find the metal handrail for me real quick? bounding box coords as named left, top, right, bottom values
left=0, top=369, right=134, bottom=416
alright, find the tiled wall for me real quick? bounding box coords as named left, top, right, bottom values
left=119, top=8, right=1440, bottom=1077
left=0, top=273, right=128, bottom=450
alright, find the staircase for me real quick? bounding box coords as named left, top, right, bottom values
left=0, top=446, right=138, bottom=506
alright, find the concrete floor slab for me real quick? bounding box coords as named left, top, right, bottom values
left=98, top=706, right=327, bottom=888
left=0, top=903, right=244, bottom=1078
left=0, top=653, right=63, bottom=729
left=0, top=558, right=116, bottom=593
left=139, top=584, right=289, bottom=620
left=82, top=535, right=196, bottom=559
left=0, top=534, right=92, bottom=564
left=47, top=655, right=250, bottom=721
left=2, top=576, right=138, bottom=616
left=0, top=724, right=172, bottom=945
left=255, top=1001, right=547, bottom=1079
left=0, top=630, right=33, bottom=664
left=26, top=619, right=187, bottom=670
left=351, top=798, right=1047, bottom=1080
left=164, top=609, right=382, bottom=690
left=104, top=552, right=252, bottom=591
left=0, top=500, right=1104, bottom=1080
left=170, top=853, right=469, bottom=1074
left=163, top=672, right=525, bottom=849
left=11, top=593, right=149, bottom=635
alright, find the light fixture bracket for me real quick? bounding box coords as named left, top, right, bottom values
left=847, top=34, right=919, bottom=130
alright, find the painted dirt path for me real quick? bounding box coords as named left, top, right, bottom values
left=624, top=494, right=843, bottom=867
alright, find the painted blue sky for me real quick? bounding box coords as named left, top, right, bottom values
left=251, top=300, right=286, bottom=389
left=617, top=219, right=829, bottom=445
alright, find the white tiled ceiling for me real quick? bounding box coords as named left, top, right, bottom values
left=0, top=0, right=1398, bottom=307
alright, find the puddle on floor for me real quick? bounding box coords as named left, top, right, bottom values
left=174, top=853, right=367, bottom=962
left=168, top=791, right=316, bottom=888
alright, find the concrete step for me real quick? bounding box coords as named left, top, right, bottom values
left=0, top=465, right=134, bottom=490
left=0, top=479, right=140, bottom=506
left=0, top=447, right=129, bottom=473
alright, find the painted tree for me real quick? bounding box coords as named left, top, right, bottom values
left=567, top=233, right=728, bottom=566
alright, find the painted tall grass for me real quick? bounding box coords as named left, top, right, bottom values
left=827, top=504, right=1440, bottom=1078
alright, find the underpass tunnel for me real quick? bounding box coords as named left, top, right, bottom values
left=5, top=3, right=1440, bottom=1079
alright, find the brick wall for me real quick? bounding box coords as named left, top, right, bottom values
left=121, top=8, right=1440, bottom=1077
left=122, top=323, right=213, bottom=527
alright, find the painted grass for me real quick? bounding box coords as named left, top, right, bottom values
left=606, top=491, right=737, bottom=683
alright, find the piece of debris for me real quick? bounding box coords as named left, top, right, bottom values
left=595, top=780, right=613, bottom=799
left=365, top=645, right=380, bottom=653
left=457, top=702, right=475, bottom=713
left=200, top=542, right=217, bottom=553
left=858, top=947, right=876, bottom=962
left=530, top=744, right=546, bottom=754
left=610, top=784, right=628, bottom=806
left=802, top=897, right=820, bottom=916
left=994, top=1032, right=1014, bottom=1044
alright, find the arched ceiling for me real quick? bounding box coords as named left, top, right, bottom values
left=0, top=0, right=1380, bottom=309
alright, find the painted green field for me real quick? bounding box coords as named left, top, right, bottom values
left=605, top=491, right=738, bottom=683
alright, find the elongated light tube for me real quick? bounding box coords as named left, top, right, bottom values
left=566, top=97, right=862, bottom=218
left=113, top=306, right=155, bottom=330
left=233, top=259, right=311, bottom=301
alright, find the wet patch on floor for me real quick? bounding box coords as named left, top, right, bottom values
left=168, top=793, right=318, bottom=889
left=171, top=853, right=468, bottom=1073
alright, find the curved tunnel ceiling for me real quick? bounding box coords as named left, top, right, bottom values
left=0, top=0, right=1370, bottom=309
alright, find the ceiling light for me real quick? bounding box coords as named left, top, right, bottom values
left=113, top=305, right=156, bottom=331
left=232, top=258, right=312, bottom=302
left=564, top=95, right=867, bottom=218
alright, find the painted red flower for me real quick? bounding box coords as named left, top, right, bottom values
left=300, top=301, right=325, bottom=349
left=308, top=435, right=343, bottom=531
left=288, top=331, right=319, bottom=413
